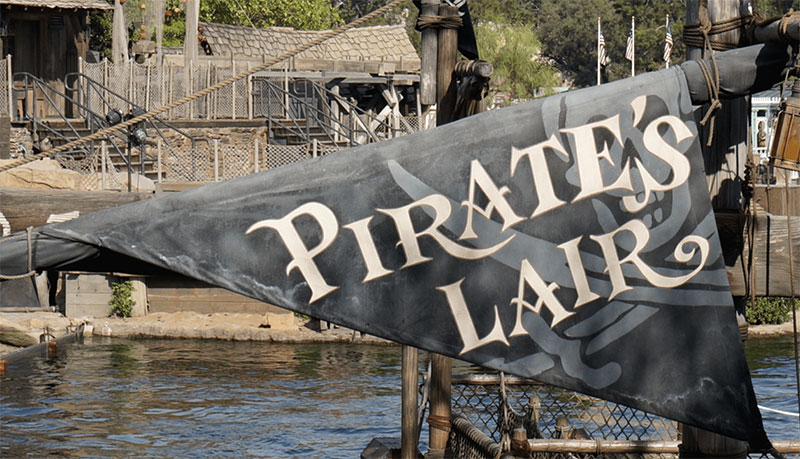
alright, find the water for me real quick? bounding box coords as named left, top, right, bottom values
left=0, top=338, right=421, bottom=458
left=0, top=335, right=798, bottom=457
left=747, top=335, right=800, bottom=439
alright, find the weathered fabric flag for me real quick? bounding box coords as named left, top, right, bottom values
left=0, top=67, right=770, bottom=448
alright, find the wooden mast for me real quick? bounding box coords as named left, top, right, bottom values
left=682, top=1, right=750, bottom=455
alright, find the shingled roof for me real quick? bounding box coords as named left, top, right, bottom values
left=199, top=22, right=418, bottom=63
left=0, top=0, right=111, bottom=9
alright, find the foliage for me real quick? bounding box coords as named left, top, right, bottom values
left=109, top=280, right=136, bottom=318
left=747, top=297, right=800, bottom=325
left=198, top=0, right=342, bottom=30
left=475, top=22, right=560, bottom=102
left=537, top=0, right=685, bottom=87
left=90, top=0, right=344, bottom=54
left=89, top=10, right=114, bottom=60
left=338, top=0, right=420, bottom=51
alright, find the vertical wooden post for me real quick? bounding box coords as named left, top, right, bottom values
left=207, top=63, right=213, bottom=120
left=681, top=2, right=749, bottom=456
left=232, top=60, right=237, bottom=120
left=419, top=0, right=439, bottom=106
left=254, top=137, right=259, bottom=173
left=6, top=55, right=12, bottom=119
left=145, top=62, right=151, bottom=111
left=247, top=66, right=253, bottom=120
left=213, top=139, right=219, bottom=182
left=331, top=84, right=341, bottom=142
left=436, top=4, right=459, bottom=127
left=189, top=60, right=194, bottom=119
left=401, top=345, right=419, bottom=459
left=101, top=140, right=107, bottom=190
left=428, top=353, right=452, bottom=456
left=427, top=5, right=460, bottom=456
left=157, top=139, right=162, bottom=183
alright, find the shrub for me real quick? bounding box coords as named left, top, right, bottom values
left=746, top=297, right=800, bottom=325
left=109, top=280, right=136, bottom=318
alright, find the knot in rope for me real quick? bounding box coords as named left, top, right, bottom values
left=697, top=58, right=722, bottom=146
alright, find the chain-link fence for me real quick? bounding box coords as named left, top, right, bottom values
left=451, top=374, right=677, bottom=445
left=80, top=59, right=304, bottom=122
left=448, top=373, right=797, bottom=459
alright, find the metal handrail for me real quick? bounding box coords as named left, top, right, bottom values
left=254, top=78, right=410, bottom=147
left=13, top=72, right=135, bottom=173
left=12, top=71, right=205, bottom=180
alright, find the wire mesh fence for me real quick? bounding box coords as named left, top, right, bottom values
left=448, top=374, right=798, bottom=459
left=451, top=374, right=678, bottom=445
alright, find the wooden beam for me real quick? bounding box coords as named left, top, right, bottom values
left=418, top=0, right=439, bottom=105
left=0, top=187, right=152, bottom=234
left=435, top=5, right=459, bottom=127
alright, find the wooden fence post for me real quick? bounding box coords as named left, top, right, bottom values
left=401, top=345, right=419, bottom=459
left=6, top=55, right=12, bottom=119
left=101, top=141, right=107, bottom=190
left=213, top=139, right=219, bottom=182
left=157, top=139, right=163, bottom=183
left=254, top=137, right=259, bottom=173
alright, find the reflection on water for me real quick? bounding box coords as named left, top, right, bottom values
left=1, top=335, right=799, bottom=457
left=746, top=335, right=800, bottom=439
left=0, top=338, right=421, bottom=458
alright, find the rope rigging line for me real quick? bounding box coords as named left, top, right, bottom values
left=0, top=227, right=36, bottom=280
left=0, top=0, right=408, bottom=174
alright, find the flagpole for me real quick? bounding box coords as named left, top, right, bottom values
left=631, top=16, right=635, bottom=77
left=597, top=17, right=601, bottom=86
left=665, top=15, right=670, bottom=69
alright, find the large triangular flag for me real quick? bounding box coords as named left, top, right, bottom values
left=2, top=45, right=787, bottom=452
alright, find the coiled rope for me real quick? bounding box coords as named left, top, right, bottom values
left=0, top=0, right=407, bottom=174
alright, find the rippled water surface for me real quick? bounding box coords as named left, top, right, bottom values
left=746, top=334, right=800, bottom=439
left=0, top=338, right=417, bottom=458
left=1, top=335, right=799, bottom=457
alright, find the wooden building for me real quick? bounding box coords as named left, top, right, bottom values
left=0, top=0, right=111, bottom=119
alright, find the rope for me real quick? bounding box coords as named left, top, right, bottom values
left=427, top=414, right=452, bottom=433
left=779, top=11, right=800, bottom=42
left=0, top=226, right=36, bottom=280
left=697, top=59, right=721, bottom=146
left=683, top=0, right=753, bottom=50
left=758, top=404, right=800, bottom=418
left=0, top=0, right=408, bottom=174
left=784, top=179, right=800, bottom=432
left=416, top=14, right=462, bottom=30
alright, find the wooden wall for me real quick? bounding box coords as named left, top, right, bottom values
left=146, top=275, right=290, bottom=315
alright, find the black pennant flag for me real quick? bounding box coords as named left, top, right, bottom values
left=0, top=62, right=771, bottom=450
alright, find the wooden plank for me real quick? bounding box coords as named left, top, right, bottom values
left=146, top=274, right=290, bottom=315
left=754, top=185, right=800, bottom=216
left=155, top=181, right=208, bottom=193
left=730, top=212, right=800, bottom=297
left=0, top=187, right=152, bottom=233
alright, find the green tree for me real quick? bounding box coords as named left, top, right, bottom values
left=468, top=0, right=559, bottom=101
left=338, top=0, right=420, bottom=51
left=199, top=0, right=342, bottom=29
left=475, top=22, right=560, bottom=102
